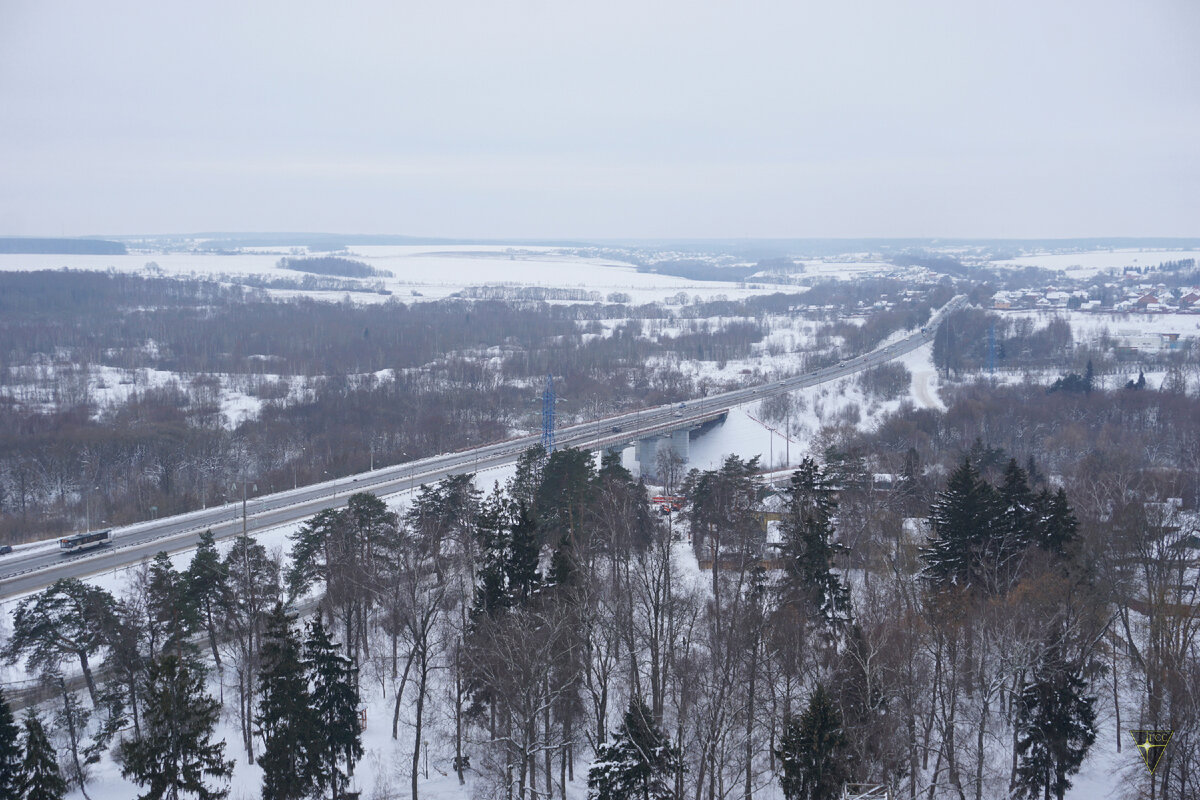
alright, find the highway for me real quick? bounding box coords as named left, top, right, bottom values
left=0, top=295, right=965, bottom=599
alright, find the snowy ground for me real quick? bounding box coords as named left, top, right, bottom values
left=988, top=248, right=1200, bottom=279
left=997, top=308, right=1200, bottom=342
left=0, top=245, right=780, bottom=306
left=687, top=342, right=944, bottom=472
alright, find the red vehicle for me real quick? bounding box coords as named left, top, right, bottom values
left=651, top=496, right=686, bottom=514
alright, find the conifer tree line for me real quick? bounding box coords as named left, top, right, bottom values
left=0, top=428, right=1194, bottom=799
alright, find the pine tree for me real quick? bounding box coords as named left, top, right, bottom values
left=587, top=696, right=681, bottom=800
left=3, top=578, right=119, bottom=706
left=508, top=445, right=547, bottom=508
left=1013, top=648, right=1096, bottom=800
left=257, top=604, right=319, bottom=800
left=118, top=652, right=233, bottom=800
left=305, top=615, right=363, bottom=800
left=0, top=688, right=21, bottom=798
left=20, top=711, right=67, bottom=800
left=778, top=458, right=850, bottom=630
left=185, top=531, right=230, bottom=667
left=775, top=685, right=849, bottom=800
left=147, top=551, right=201, bottom=656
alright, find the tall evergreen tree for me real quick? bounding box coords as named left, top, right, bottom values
left=0, top=688, right=21, bottom=798
left=775, top=685, right=850, bottom=800
left=921, top=458, right=1003, bottom=593
left=506, top=503, right=542, bottom=605
left=991, top=458, right=1037, bottom=585
left=185, top=531, right=230, bottom=667
left=118, top=652, right=233, bottom=800
left=20, top=711, right=67, bottom=800
left=147, top=551, right=201, bottom=657
left=778, top=458, right=850, bottom=630
left=3, top=579, right=119, bottom=706
left=534, top=447, right=596, bottom=550
left=1013, top=648, right=1096, bottom=800
left=257, top=604, right=319, bottom=800
left=1036, top=488, right=1078, bottom=557
left=587, top=696, right=681, bottom=800
left=508, top=444, right=547, bottom=508
left=305, top=615, right=363, bottom=800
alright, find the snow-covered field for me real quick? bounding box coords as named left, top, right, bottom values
left=0, top=245, right=784, bottom=306
left=999, top=309, right=1200, bottom=342
left=989, top=248, right=1200, bottom=278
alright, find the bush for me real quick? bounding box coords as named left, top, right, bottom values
left=857, top=362, right=911, bottom=401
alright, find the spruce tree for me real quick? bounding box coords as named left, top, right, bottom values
left=305, top=615, right=362, bottom=800
left=778, top=458, right=850, bottom=630
left=20, top=711, right=67, bottom=800
left=0, top=688, right=21, bottom=798
left=921, top=458, right=1002, bottom=592
left=534, top=447, right=595, bottom=549
left=774, top=685, right=849, bottom=800
left=1036, top=488, right=1078, bottom=557
left=118, top=652, right=233, bottom=800
left=257, top=604, right=319, bottom=800
left=587, top=696, right=681, bottom=800
left=506, top=503, right=541, bottom=605
left=1014, top=648, right=1096, bottom=800
left=992, top=458, right=1036, bottom=586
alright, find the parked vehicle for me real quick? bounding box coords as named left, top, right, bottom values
left=651, top=495, right=685, bottom=514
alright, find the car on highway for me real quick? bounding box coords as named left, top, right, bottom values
left=0, top=545, right=11, bottom=555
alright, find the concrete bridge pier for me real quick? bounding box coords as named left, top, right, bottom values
left=635, top=437, right=661, bottom=479
left=669, top=428, right=690, bottom=462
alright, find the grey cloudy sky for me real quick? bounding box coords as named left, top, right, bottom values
left=2, top=0, right=1197, bottom=239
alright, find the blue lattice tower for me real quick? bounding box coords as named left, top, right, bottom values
left=541, top=373, right=555, bottom=451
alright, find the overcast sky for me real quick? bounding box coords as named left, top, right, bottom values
left=2, top=0, right=1197, bottom=240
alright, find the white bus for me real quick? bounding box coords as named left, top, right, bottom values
left=59, top=529, right=112, bottom=554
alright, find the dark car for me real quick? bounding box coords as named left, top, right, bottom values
left=0, top=545, right=12, bottom=555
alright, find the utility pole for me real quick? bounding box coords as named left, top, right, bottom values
left=785, top=401, right=790, bottom=468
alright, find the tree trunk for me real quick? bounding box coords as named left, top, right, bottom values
left=745, top=640, right=756, bottom=800
left=77, top=649, right=99, bottom=707
left=411, top=647, right=427, bottom=800
left=392, top=648, right=417, bottom=739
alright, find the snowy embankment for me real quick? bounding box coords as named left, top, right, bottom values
left=688, top=342, right=944, bottom=472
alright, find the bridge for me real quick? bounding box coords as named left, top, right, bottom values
left=0, top=296, right=966, bottom=599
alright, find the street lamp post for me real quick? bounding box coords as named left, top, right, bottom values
left=85, top=484, right=99, bottom=531
left=231, top=480, right=258, bottom=537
